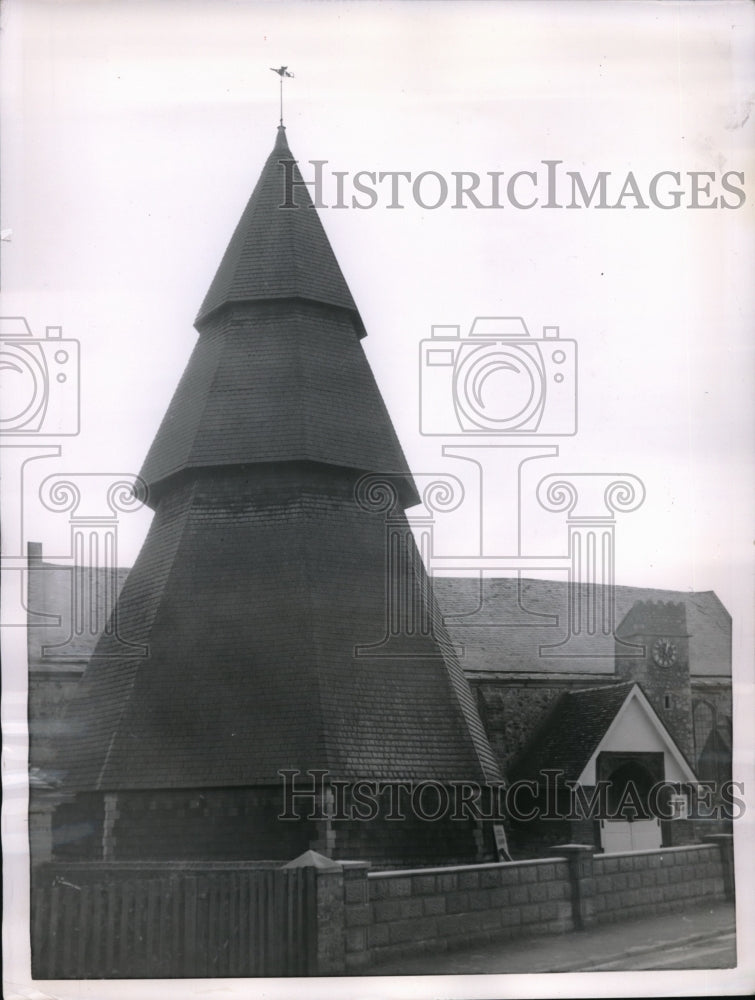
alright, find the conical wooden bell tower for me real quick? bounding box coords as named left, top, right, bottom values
left=55, top=126, right=502, bottom=867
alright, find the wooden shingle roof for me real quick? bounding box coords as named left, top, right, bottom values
left=139, top=126, right=417, bottom=508
left=139, top=302, right=419, bottom=508
left=195, top=125, right=362, bottom=331
left=60, top=468, right=497, bottom=790
left=58, top=124, right=500, bottom=795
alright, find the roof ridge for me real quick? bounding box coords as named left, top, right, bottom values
left=479, top=576, right=707, bottom=597
left=566, top=680, right=635, bottom=696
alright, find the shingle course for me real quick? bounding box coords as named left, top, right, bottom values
left=140, top=303, right=418, bottom=508
left=195, top=126, right=361, bottom=330
left=60, top=470, right=494, bottom=790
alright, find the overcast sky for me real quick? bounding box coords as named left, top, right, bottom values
left=2, top=0, right=754, bottom=641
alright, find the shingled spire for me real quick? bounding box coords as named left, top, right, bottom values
left=195, top=126, right=361, bottom=330
left=139, top=125, right=416, bottom=510
left=56, top=126, right=501, bottom=866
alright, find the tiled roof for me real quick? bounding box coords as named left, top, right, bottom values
left=431, top=576, right=731, bottom=677
left=59, top=468, right=498, bottom=790
left=510, top=682, right=636, bottom=783
left=27, top=560, right=129, bottom=668
left=195, top=126, right=362, bottom=330
left=139, top=301, right=418, bottom=508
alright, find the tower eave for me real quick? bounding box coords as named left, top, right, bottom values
left=141, top=460, right=421, bottom=513
left=194, top=294, right=367, bottom=339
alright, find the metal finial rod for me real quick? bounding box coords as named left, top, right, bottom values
left=270, top=66, right=294, bottom=126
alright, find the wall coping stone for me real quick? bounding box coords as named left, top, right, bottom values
left=597, top=844, right=715, bottom=861
left=39, top=859, right=286, bottom=872
left=368, top=858, right=565, bottom=880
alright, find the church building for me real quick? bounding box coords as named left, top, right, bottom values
left=27, top=124, right=732, bottom=869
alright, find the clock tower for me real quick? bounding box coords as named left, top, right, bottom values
left=614, top=600, right=693, bottom=761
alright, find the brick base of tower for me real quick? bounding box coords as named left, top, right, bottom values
left=51, top=789, right=493, bottom=868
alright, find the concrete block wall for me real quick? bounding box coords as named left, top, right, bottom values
left=593, top=844, right=725, bottom=922
left=333, top=837, right=733, bottom=972
left=343, top=858, right=573, bottom=969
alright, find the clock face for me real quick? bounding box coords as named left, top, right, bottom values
left=652, top=638, right=678, bottom=667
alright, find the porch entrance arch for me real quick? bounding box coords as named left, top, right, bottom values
left=598, top=751, right=664, bottom=852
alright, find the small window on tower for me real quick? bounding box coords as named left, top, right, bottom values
left=664, top=694, right=671, bottom=710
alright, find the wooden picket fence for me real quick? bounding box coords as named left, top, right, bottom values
left=31, top=868, right=317, bottom=978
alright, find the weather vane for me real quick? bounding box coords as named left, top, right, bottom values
left=270, top=66, right=294, bottom=126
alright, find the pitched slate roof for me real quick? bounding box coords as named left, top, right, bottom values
left=139, top=301, right=418, bottom=508
left=431, top=577, right=731, bottom=677
left=60, top=467, right=497, bottom=790
left=510, top=682, right=636, bottom=783
left=195, top=125, right=362, bottom=331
